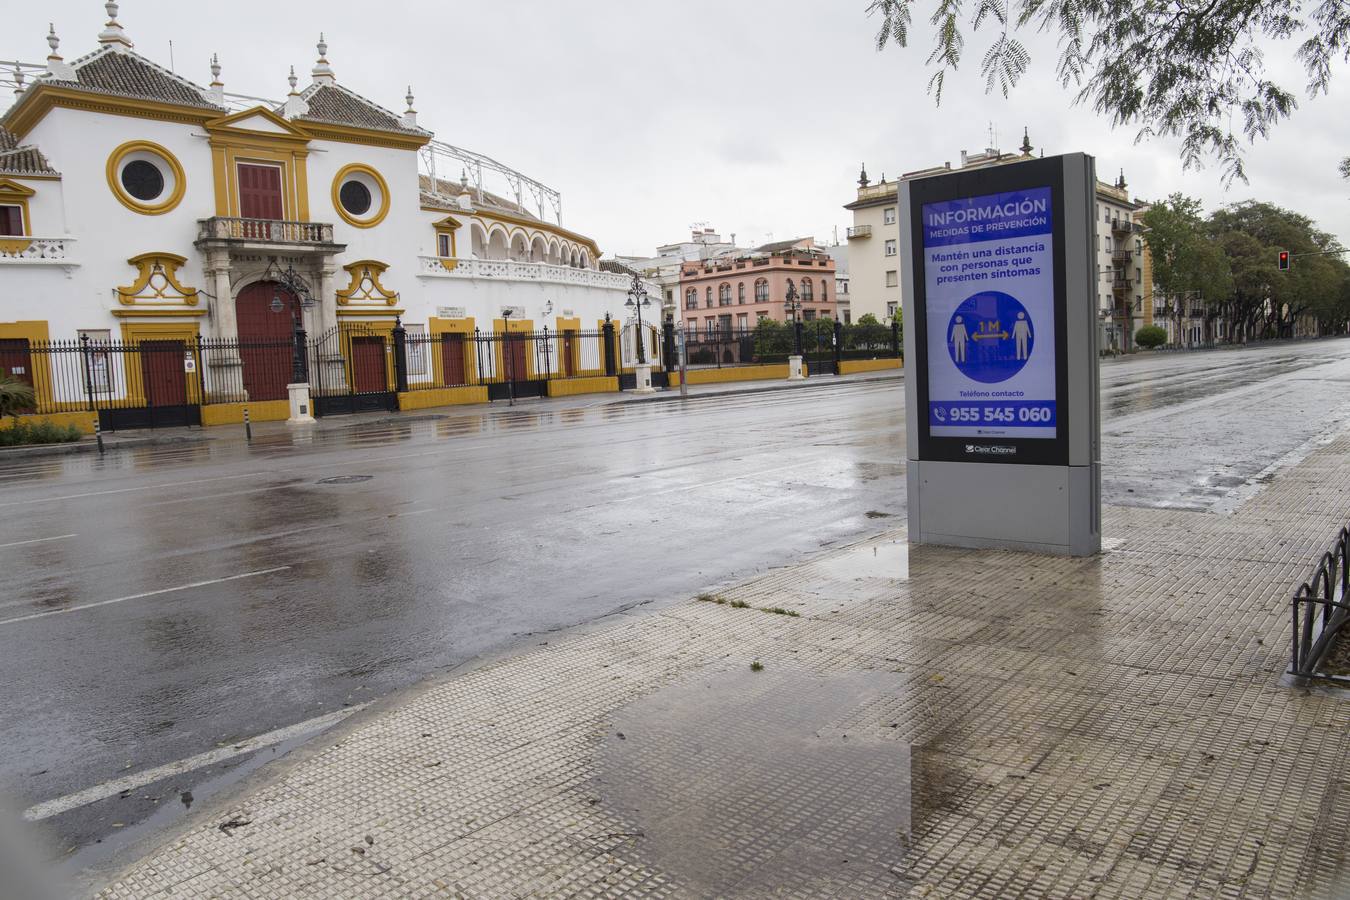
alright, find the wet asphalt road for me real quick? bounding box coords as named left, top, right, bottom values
left=3, top=337, right=1350, bottom=884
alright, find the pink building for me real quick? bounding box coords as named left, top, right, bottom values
left=679, top=238, right=838, bottom=338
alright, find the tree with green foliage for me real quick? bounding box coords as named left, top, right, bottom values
left=1141, top=194, right=1232, bottom=344
left=752, top=318, right=793, bottom=359
left=856, top=313, right=882, bottom=326
left=1134, top=325, right=1168, bottom=349
left=868, top=0, right=1350, bottom=182
left=1206, top=200, right=1349, bottom=339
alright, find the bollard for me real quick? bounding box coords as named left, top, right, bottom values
left=93, top=416, right=105, bottom=455
left=244, top=406, right=253, bottom=442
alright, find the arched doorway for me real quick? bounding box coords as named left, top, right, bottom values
left=235, top=281, right=295, bottom=401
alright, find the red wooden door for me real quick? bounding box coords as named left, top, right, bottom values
left=504, top=333, right=528, bottom=381
left=237, top=164, right=284, bottom=220
left=235, top=282, right=292, bottom=401
left=0, top=338, right=35, bottom=412
left=139, top=341, right=187, bottom=407
left=440, top=333, right=466, bottom=386
left=562, top=331, right=576, bottom=377
left=350, top=337, right=387, bottom=393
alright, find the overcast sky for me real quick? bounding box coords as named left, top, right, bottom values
left=10, top=1, right=1349, bottom=254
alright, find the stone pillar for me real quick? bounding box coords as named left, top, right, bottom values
left=633, top=362, right=655, bottom=394
left=787, top=355, right=805, bottom=381
left=206, top=251, right=237, bottom=342
left=287, top=382, right=315, bottom=424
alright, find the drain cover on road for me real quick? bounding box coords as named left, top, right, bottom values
left=316, top=475, right=373, bottom=485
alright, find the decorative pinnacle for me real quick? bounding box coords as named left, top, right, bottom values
left=288, top=66, right=298, bottom=94
left=311, top=33, right=335, bottom=84
left=405, top=86, right=415, bottom=112
left=317, top=33, right=328, bottom=61
left=98, top=0, right=132, bottom=49
left=105, top=1, right=119, bottom=23
left=210, top=53, right=222, bottom=84
left=857, top=163, right=869, bottom=188
left=47, top=23, right=60, bottom=56
left=1020, top=126, right=1032, bottom=155
left=12, top=65, right=25, bottom=95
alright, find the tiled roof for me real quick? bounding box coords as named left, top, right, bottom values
left=38, top=46, right=220, bottom=110
left=0, top=126, right=59, bottom=176
left=295, top=83, right=426, bottom=135
left=599, top=259, right=640, bottom=277
left=418, top=175, right=537, bottom=221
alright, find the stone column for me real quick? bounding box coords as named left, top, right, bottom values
left=204, top=249, right=242, bottom=403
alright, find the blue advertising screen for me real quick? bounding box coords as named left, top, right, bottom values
left=922, top=187, right=1057, bottom=440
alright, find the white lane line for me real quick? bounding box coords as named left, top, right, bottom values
left=0, top=533, right=77, bottom=550
left=22, top=702, right=370, bottom=822
left=0, top=472, right=268, bottom=508
left=0, top=566, right=292, bottom=626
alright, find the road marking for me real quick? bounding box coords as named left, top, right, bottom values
left=22, top=703, right=370, bottom=822
left=0, top=533, right=77, bottom=550
left=0, top=566, right=291, bottom=626
left=0, top=472, right=267, bottom=508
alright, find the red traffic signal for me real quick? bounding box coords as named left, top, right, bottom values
left=1278, top=250, right=1290, bottom=271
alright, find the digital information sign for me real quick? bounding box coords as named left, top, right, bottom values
left=923, top=187, right=1057, bottom=441
left=901, top=153, right=1100, bottom=556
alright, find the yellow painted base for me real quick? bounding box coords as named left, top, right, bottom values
left=9, top=411, right=98, bottom=435
left=668, top=364, right=791, bottom=387
left=838, top=358, right=903, bottom=375
left=398, top=386, right=489, bottom=410
left=201, top=400, right=291, bottom=426
left=546, top=376, right=618, bottom=397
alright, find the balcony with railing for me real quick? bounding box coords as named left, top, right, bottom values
left=1110, top=218, right=1137, bottom=235
left=1112, top=276, right=1133, bottom=293
left=1112, top=249, right=1133, bottom=263
left=196, top=217, right=338, bottom=249
left=846, top=225, right=872, bottom=239
left=0, top=236, right=76, bottom=264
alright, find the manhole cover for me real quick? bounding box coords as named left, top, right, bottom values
left=316, top=475, right=373, bottom=485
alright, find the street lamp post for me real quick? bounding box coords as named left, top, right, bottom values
left=624, top=274, right=656, bottom=393
left=783, top=280, right=805, bottom=380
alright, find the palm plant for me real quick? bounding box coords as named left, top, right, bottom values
left=0, top=375, right=36, bottom=418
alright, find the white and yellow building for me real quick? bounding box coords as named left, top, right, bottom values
left=0, top=5, right=650, bottom=424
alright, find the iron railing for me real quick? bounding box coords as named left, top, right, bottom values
left=197, top=217, right=336, bottom=245
left=1291, top=524, right=1350, bottom=682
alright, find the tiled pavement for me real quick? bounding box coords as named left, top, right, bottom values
left=97, top=436, right=1350, bottom=898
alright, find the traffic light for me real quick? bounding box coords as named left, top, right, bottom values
left=1278, top=250, right=1290, bottom=271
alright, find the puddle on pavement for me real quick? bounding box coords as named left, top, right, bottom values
left=594, top=670, right=913, bottom=896
left=811, top=540, right=909, bottom=581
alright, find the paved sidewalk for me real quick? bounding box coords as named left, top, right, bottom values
left=97, top=434, right=1350, bottom=898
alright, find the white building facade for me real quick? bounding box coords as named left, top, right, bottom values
left=1, top=6, right=653, bottom=423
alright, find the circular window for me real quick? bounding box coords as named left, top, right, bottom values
left=339, top=180, right=372, bottom=216
left=331, top=164, right=390, bottom=228
left=106, top=141, right=185, bottom=215
left=120, top=160, right=165, bottom=202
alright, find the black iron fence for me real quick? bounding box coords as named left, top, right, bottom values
left=399, top=326, right=618, bottom=401
left=14, top=335, right=298, bottom=430
left=683, top=320, right=902, bottom=374
left=1291, top=524, right=1350, bottom=682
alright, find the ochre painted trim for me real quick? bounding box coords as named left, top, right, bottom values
left=106, top=140, right=187, bottom=216
left=837, top=357, right=902, bottom=375
left=115, top=321, right=204, bottom=407
left=201, top=399, right=290, bottom=426
left=332, top=163, right=391, bottom=229
left=204, top=107, right=314, bottom=142
left=397, top=386, right=488, bottom=410
left=2, top=85, right=220, bottom=140
left=218, top=150, right=309, bottom=221
left=9, top=411, right=98, bottom=436
left=470, top=209, right=602, bottom=259
left=668, top=364, right=791, bottom=386
left=0, top=177, right=35, bottom=242
left=335, top=307, right=404, bottom=317
left=0, top=320, right=53, bottom=409
left=546, top=376, right=617, bottom=397
left=116, top=252, right=199, bottom=306
left=110, top=308, right=208, bottom=318
left=294, top=119, right=431, bottom=151
left=335, top=259, right=399, bottom=305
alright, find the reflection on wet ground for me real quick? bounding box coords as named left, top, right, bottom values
left=596, top=669, right=912, bottom=897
